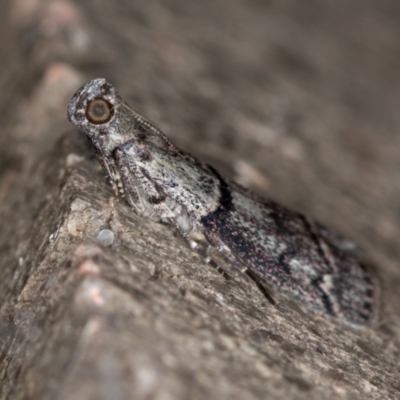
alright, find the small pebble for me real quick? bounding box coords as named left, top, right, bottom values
left=97, top=229, right=114, bottom=247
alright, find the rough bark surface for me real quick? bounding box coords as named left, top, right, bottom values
left=1, top=1, right=400, bottom=399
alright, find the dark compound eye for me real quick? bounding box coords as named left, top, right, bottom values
left=85, top=98, right=114, bottom=124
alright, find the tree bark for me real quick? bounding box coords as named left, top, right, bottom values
left=1, top=1, right=400, bottom=399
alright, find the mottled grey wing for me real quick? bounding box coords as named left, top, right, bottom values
left=202, top=186, right=378, bottom=326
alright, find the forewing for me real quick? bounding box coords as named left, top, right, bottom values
left=202, top=187, right=378, bottom=326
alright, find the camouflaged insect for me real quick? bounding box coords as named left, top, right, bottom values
left=68, top=78, right=380, bottom=327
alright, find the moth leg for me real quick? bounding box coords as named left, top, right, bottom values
left=180, top=229, right=231, bottom=279
left=245, top=270, right=276, bottom=305
left=207, top=235, right=248, bottom=273
left=206, top=232, right=276, bottom=303
left=200, top=230, right=276, bottom=302
left=169, top=211, right=229, bottom=279
left=114, top=148, right=169, bottom=220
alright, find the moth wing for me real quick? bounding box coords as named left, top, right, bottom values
left=203, top=185, right=378, bottom=326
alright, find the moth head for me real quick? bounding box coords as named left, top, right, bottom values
left=67, top=78, right=120, bottom=140
left=68, top=78, right=176, bottom=159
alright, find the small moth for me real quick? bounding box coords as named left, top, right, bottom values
left=68, top=78, right=380, bottom=327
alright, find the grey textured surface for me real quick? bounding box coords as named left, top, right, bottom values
left=1, top=0, right=400, bottom=399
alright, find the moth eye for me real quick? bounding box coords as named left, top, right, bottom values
left=85, top=98, right=113, bottom=124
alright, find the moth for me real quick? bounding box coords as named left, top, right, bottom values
left=67, top=78, right=380, bottom=327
